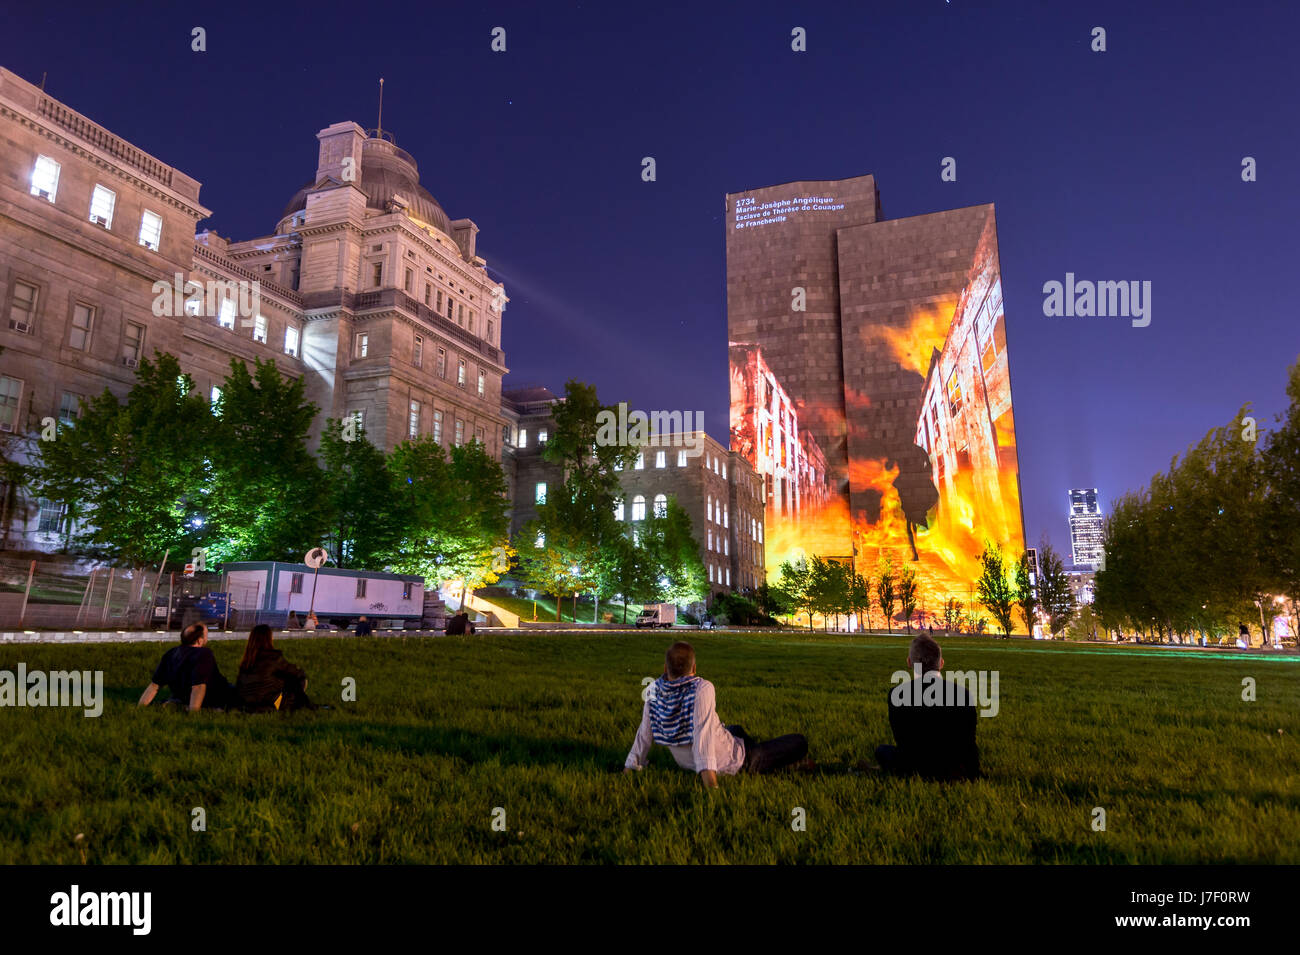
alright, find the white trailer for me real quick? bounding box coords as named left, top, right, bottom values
left=221, top=561, right=425, bottom=628
left=635, top=603, right=677, bottom=628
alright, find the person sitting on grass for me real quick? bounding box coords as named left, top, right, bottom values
left=138, top=622, right=235, bottom=712
left=624, top=641, right=809, bottom=787
left=874, top=633, right=980, bottom=781
left=234, top=624, right=315, bottom=712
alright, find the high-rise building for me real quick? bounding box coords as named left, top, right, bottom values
left=726, top=177, right=1025, bottom=605
left=1068, top=488, right=1105, bottom=570
left=0, top=66, right=508, bottom=550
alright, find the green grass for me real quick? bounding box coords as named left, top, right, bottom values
left=0, top=632, right=1296, bottom=864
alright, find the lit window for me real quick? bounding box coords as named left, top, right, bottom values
left=413, top=334, right=423, bottom=367
left=0, top=376, right=21, bottom=431
left=457, top=359, right=466, bottom=387
left=708, top=528, right=713, bottom=550
left=538, top=429, right=548, bottom=444
left=725, top=567, right=730, bottom=586
left=121, top=322, right=144, bottom=365
left=210, top=386, right=223, bottom=412
left=219, top=299, right=235, bottom=329
left=634, top=452, right=644, bottom=470
left=356, top=332, right=369, bottom=358
left=632, top=495, right=646, bottom=521
left=708, top=565, right=714, bottom=584
left=138, top=210, right=163, bottom=250
left=285, top=325, right=300, bottom=357
left=69, top=304, right=93, bottom=350
left=653, top=494, right=667, bottom=518
left=535, top=482, right=547, bottom=505
left=253, top=315, right=268, bottom=343
left=30, top=155, right=60, bottom=201
left=454, top=419, right=464, bottom=445
left=432, top=410, right=443, bottom=444
left=535, top=531, right=545, bottom=548
left=707, top=496, right=713, bottom=521
left=724, top=537, right=729, bottom=556
left=677, top=449, right=687, bottom=467
left=723, top=508, right=729, bottom=528
left=518, top=428, right=527, bottom=448
left=58, top=392, right=81, bottom=426
left=722, top=463, right=727, bottom=479
left=9, top=281, right=38, bottom=332
left=477, top=368, right=485, bottom=397
left=408, top=400, right=420, bottom=438
left=614, top=498, right=624, bottom=521
left=89, top=185, right=116, bottom=228
left=437, top=347, right=447, bottom=378
left=655, top=450, right=666, bottom=468
left=613, top=458, right=622, bottom=471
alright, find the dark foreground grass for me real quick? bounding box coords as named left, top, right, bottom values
left=1, top=632, right=1296, bottom=864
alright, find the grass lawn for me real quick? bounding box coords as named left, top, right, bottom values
left=1, top=631, right=1296, bottom=864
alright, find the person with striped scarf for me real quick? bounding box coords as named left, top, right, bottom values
left=624, top=641, right=809, bottom=787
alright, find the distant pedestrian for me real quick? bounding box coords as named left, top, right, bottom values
left=355, top=615, right=373, bottom=636
left=286, top=611, right=301, bottom=629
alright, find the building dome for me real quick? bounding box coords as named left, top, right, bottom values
left=280, top=135, right=452, bottom=235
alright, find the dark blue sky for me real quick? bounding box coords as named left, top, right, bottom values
left=5, top=0, right=1297, bottom=551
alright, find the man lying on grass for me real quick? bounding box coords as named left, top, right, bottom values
left=875, top=633, right=981, bottom=781
left=624, top=641, right=809, bottom=787
left=138, top=622, right=236, bottom=712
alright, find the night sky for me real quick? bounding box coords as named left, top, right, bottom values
left=4, top=0, right=1297, bottom=552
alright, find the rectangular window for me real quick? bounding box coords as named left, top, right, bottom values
left=89, top=184, right=116, bottom=228
left=219, top=298, right=235, bottom=329
left=655, top=450, right=666, bottom=468
left=708, top=528, right=713, bottom=550
left=535, top=482, right=547, bottom=505
left=356, top=578, right=367, bottom=598
left=285, top=324, right=300, bottom=357
left=408, top=400, right=420, bottom=438
left=69, top=303, right=94, bottom=350
left=413, top=334, right=423, bottom=367
left=677, top=449, right=687, bottom=467
left=458, top=303, right=465, bottom=324
left=403, top=581, right=414, bottom=600
left=518, top=428, right=527, bottom=448
left=634, top=452, right=644, bottom=470
left=436, top=347, right=447, bottom=379
left=121, top=321, right=144, bottom=365
left=538, top=428, right=548, bottom=444
left=436, top=290, right=444, bottom=312
left=535, top=531, right=545, bottom=549
left=708, top=565, right=714, bottom=584
left=454, top=419, right=464, bottom=446
left=31, top=155, right=60, bottom=201
left=372, top=262, right=383, bottom=287
left=432, top=410, right=443, bottom=444
left=138, top=210, right=163, bottom=250
left=467, top=310, right=475, bottom=334
left=614, top=498, right=624, bottom=521
left=37, top=498, right=64, bottom=535
left=9, top=281, right=38, bottom=332
left=476, top=368, right=485, bottom=397
left=355, top=332, right=369, bottom=358
left=211, top=386, right=223, bottom=411
left=487, top=319, right=494, bottom=342
left=446, top=297, right=454, bottom=320
left=290, top=573, right=304, bottom=594
left=253, top=314, right=268, bottom=343
left=474, top=425, right=484, bottom=445
left=58, top=392, right=81, bottom=426
left=424, top=284, right=432, bottom=306
left=0, top=376, right=23, bottom=431
left=404, top=268, right=413, bottom=292
left=457, top=359, right=466, bottom=388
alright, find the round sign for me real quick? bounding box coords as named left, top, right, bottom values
left=304, top=547, right=328, bottom=569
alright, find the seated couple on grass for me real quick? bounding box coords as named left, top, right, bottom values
left=624, top=641, right=809, bottom=787
left=137, top=623, right=317, bottom=713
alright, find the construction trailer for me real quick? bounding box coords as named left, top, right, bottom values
left=220, top=562, right=428, bottom=629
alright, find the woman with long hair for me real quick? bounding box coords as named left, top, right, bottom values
left=235, top=624, right=313, bottom=711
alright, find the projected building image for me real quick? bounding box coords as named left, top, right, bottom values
left=725, top=178, right=1025, bottom=613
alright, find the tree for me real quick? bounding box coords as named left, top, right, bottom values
left=517, top=528, right=593, bottom=621
left=754, top=579, right=791, bottom=620
left=640, top=497, right=707, bottom=607
left=975, top=542, right=1016, bottom=638
left=206, top=358, right=328, bottom=563
left=318, top=418, right=400, bottom=568
left=33, top=352, right=210, bottom=568
left=1037, top=542, right=1075, bottom=638
left=897, top=565, right=919, bottom=633
left=1014, top=551, right=1039, bottom=637
left=876, top=557, right=897, bottom=633
left=942, top=597, right=964, bottom=632
left=848, top=572, right=872, bottom=633
left=808, top=556, right=849, bottom=631
left=778, top=558, right=813, bottom=629
left=1262, top=356, right=1300, bottom=641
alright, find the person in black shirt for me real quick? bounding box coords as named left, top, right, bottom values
left=445, top=611, right=476, bottom=635
left=138, top=623, right=235, bottom=711
left=875, top=634, right=981, bottom=781
left=354, top=615, right=373, bottom=636
left=234, top=624, right=313, bottom=712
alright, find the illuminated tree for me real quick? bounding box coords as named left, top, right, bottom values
left=975, top=542, right=1016, bottom=638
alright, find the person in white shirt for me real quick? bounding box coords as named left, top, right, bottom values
left=624, top=641, right=809, bottom=787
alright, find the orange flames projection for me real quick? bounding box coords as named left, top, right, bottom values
left=871, top=301, right=958, bottom=378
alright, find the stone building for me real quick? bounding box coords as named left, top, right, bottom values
left=0, top=66, right=507, bottom=550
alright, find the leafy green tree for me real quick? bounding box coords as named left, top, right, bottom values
left=848, top=571, right=872, bottom=632
left=1262, top=356, right=1300, bottom=640
left=518, top=523, right=595, bottom=621
left=1037, top=542, right=1075, bottom=638
left=641, top=497, right=707, bottom=607
left=897, top=565, right=919, bottom=633
left=1014, top=551, right=1039, bottom=637
left=206, top=358, right=328, bottom=563
left=876, top=557, right=897, bottom=633
left=754, top=579, right=791, bottom=619
left=778, top=558, right=813, bottom=630
left=942, top=597, right=964, bottom=632
left=975, top=542, right=1016, bottom=638
left=318, top=419, right=400, bottom=568
left=33, top=352, right=210, bottom=567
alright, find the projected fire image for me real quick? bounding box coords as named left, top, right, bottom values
left=726, top=180, right=1025, bottom=622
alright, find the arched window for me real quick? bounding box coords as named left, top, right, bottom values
left=632, top=495, right=646, bottom=521
left=653, top=494, right=667, bottom=518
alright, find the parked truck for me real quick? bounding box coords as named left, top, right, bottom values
left=635, top=603, right=677, bottom=628
left=221, top=561, right=426, bottom=629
